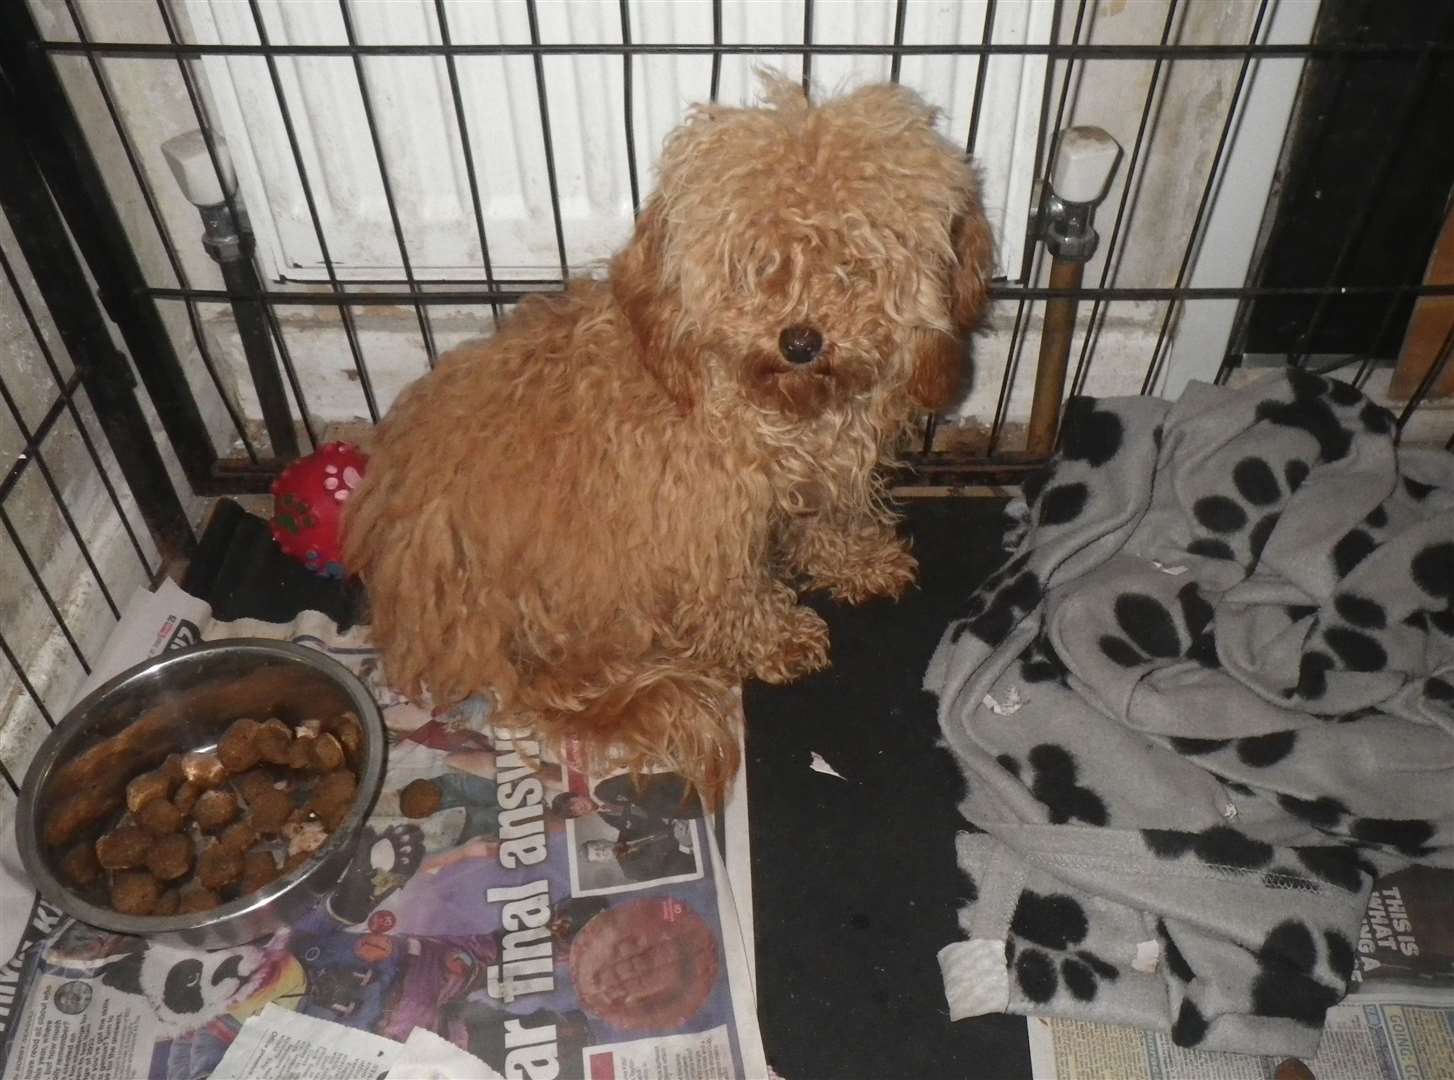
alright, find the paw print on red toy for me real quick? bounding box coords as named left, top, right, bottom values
left=269, top=442, right=368, bottom=578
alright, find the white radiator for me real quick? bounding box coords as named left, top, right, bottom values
left=188, top=0, right=1051, bottom=284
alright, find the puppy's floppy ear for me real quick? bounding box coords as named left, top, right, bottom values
left=611, top=199, right=700, bottom=413
left=948, top=188, right=996, bottom=333
left=908, top=186, right=996, bottom=410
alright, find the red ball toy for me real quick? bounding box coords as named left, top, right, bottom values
left=269, top=442, right=368, bottom=578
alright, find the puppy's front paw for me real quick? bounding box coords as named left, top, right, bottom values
left=828, top=543, right=918, bottom=604
left=754, top=606, right=830, bottom=684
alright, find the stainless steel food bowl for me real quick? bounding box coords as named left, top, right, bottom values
left=16, top=639, right=385, bottom=950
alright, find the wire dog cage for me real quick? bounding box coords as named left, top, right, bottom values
left=1, top=0, right=1452, bottom=795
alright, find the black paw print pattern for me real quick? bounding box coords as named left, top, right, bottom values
left=1190, top=370, right=1395, bottom=567
left=1157, top=918, right=1215, bottom=1047
left=1412, top=541, right=1454, bottom=639
left=1250, top=919, right=1356, bottom=1028
left=1021, top=397, right=1126, bottom=531
left=999, top=744, right=1109, bottom=826
left=1292, top=538, right=1453, bottom=704
left=1163, top=916, right=1356, bottom=1047
left=1186, top=450, right=1299, bottom=566
left=954, top=398, right=1135, bottom=648
left=1019, top=629, right=1070, bottom=686
left=1166, top=729, right=1300, bottom=768
left=1253, top=368, right=1390, bottom=467
left=1060, top=397, right=1125, bottom=468
left=1097, top=581, right=1218, bottom=671
left=949, top=553, right=1041, bottom=649
left=1142, top=823, right=1274, bottom=871
left=1144, top=814, right=1390, bottom=896
left=1329, top=494, right=1402, bottom=581
left=1007, top=890, right=1120, bottom=1005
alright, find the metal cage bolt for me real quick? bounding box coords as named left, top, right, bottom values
left=161, top=130, right=247, bottom=262
left=1027, top=126, right=1123, bottom=457
left=1037, top=127, right=1122, bottom=263
left=161, top=130, right=299, bottom=460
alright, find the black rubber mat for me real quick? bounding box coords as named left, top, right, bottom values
left=185, top=496, right=1028, bottom=1079
left=745, top=498, right=1028, bottom=1079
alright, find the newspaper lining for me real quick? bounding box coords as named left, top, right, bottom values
left=0, top=580, right=767, bottom=1080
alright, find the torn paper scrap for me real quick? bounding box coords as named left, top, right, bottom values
left=982, top=687, right=1024, bottom=715
left=1133, top=939, right=1162, bottom=974
left=210, top=1004, right=400, bottom=1079
left=809, top=752, right=847, bottom=781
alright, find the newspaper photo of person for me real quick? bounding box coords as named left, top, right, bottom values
left=569, top=896, right=720, bottom=1032
left=568, top=772, right=706, bottom=896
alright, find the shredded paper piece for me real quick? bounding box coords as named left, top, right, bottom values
left=1132, top=940, right=1162, bottom=975
left=982, top=687, right=1024, bottom=715
left=809, top=751, right=848, bottom=781
left=211, top=1005, right=399, bottom=1079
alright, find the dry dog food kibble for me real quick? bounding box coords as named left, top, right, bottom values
left=247, top=786, right=292, bottom=836
left=256, top=719, right=293, bottom=766
left=125, top=756, right=182, bottom=814
left=60, top=843, right=101, bottom=888
left=311, top=733, right=345, bottom=772
left=217, top=718, right=263, bottom=773
left=400, top=778, right=442, bottom=818
left=152, top=888, right=180, bottom=916
left=330, top=712, right=363, bottom=759
left=239, top=849, right=280, bottom=894
left=137, top=798, right=185, bottom=835
left=234, top=769, right=276, bottom=803
left=192, top=789, right=241, bottom=833
left=172, top=780, right=202, bottom=815
left=48, top=709, right=362, bottom=918
left=110, top=870, right=163, bottom=915
left=177, top=885, right=221, bottom=914
left=95, top=826, right=151, bottom=870
left=197, top=844, right=244, bottom=892
left=145, top=833, right=193, bottom=881
left=217, top=821, right=258, bottom=855
left=285, top=739, right=314, bottom=771
left=181, top=752, right=228, bottom=789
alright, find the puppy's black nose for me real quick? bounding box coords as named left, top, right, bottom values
left=778, top=324, right=824, bottom=365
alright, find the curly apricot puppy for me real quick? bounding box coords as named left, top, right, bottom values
left=344, top=75, right=994, bottom=801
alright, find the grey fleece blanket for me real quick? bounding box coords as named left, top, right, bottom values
left=926, top=369, right=1454, bottom=1058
